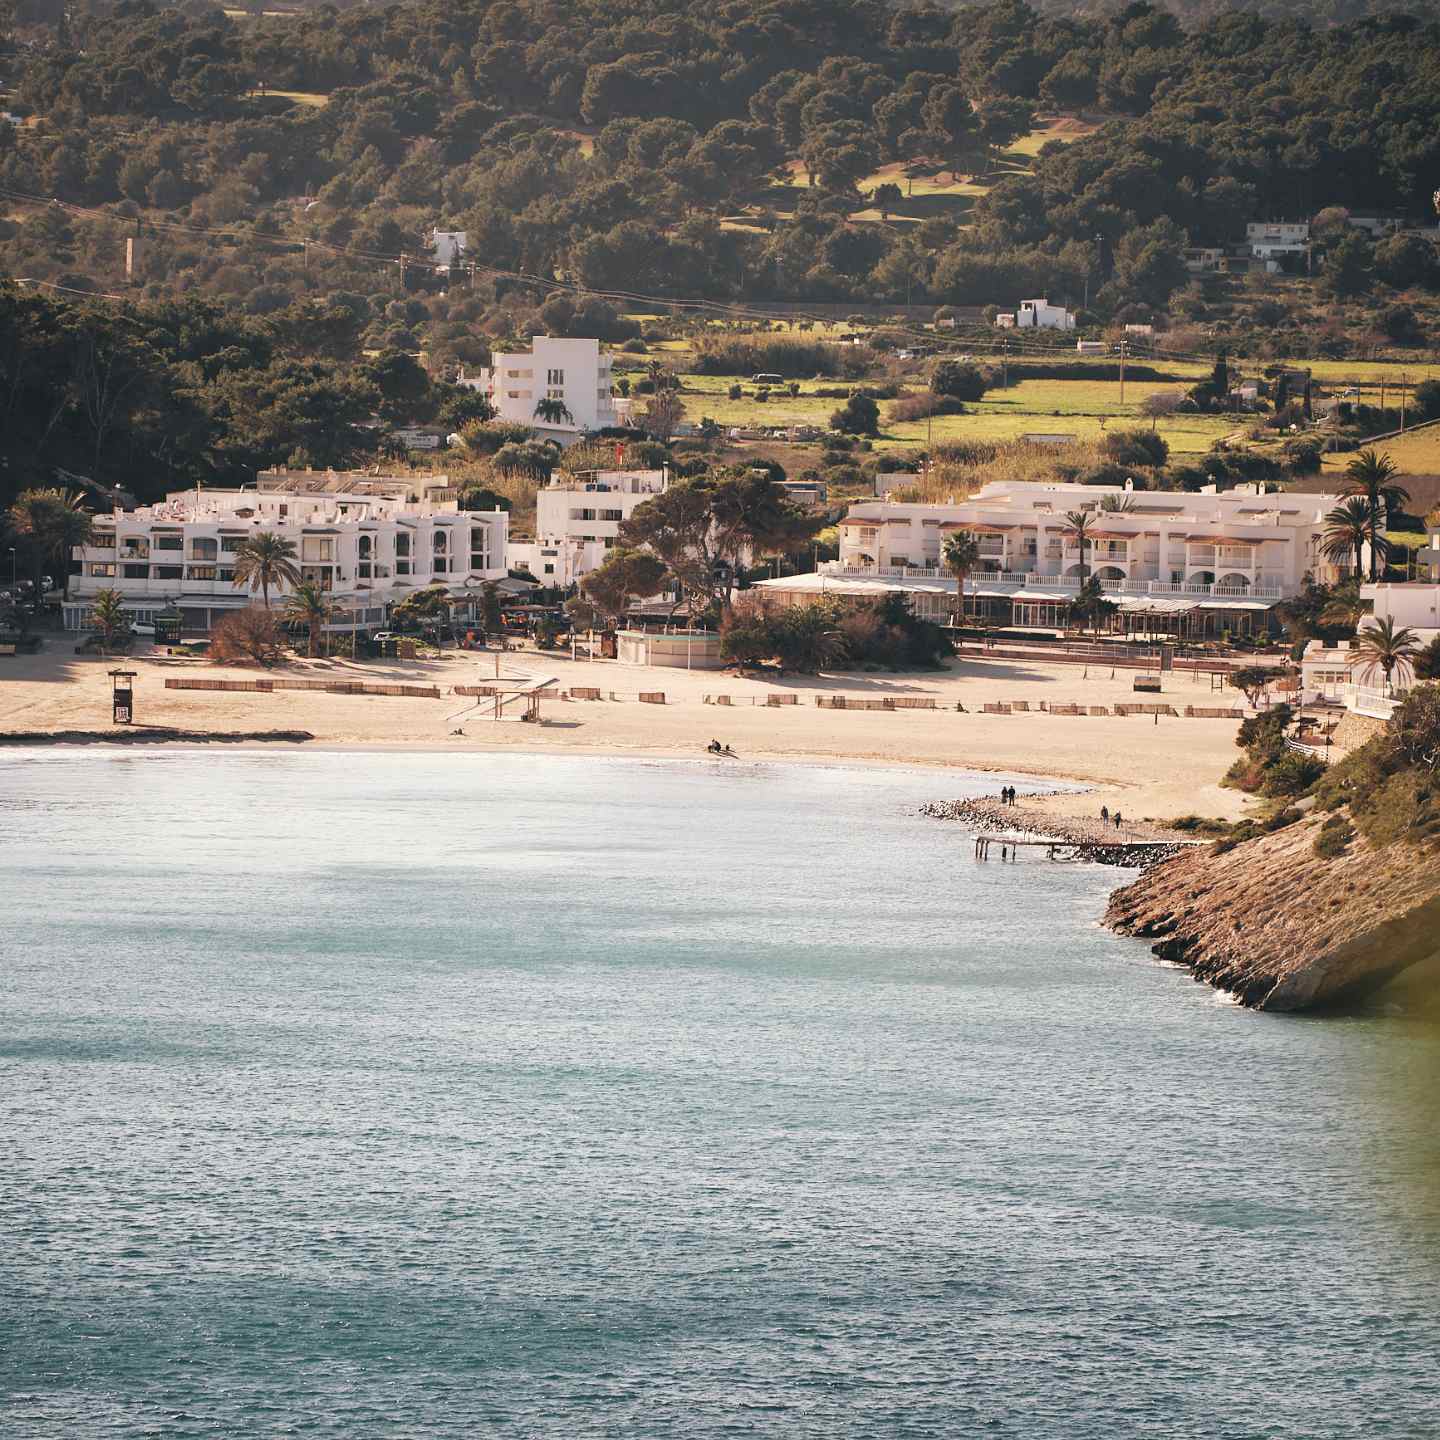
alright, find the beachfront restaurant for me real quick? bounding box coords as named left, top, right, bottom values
left=751, top=571, right=1279, bottom=640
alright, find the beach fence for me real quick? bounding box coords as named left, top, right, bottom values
left=165, top=678, right=442, bottom=698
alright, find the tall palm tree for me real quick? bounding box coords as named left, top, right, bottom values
left=1354, top=616, right=1421, bottom=693
left=1062, top=509, right=1096, bottom=584
left=533, top=397, right=574, bottom=426
left=942, top=529, right=981, bottom=628
left=232, top=533, right=301, bottom=609
left=1342, top=449, right=1410, bottom=580
left=1321, top=497, right=1379, bottom=580
left=89, top=588, right=130, bottom=655
left=1319, top=591, right=1369, bottom=634
left=284, top=580, right=335, bottom=658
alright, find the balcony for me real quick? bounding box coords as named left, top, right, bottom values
left=821, top=563, right=1282, bottom=601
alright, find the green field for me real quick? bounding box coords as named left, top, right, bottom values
left=1321, top=422, right=1440, bottom=475
left=679, top=372, right=1236, bottom=457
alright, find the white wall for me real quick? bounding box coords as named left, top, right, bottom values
left=464, top=337, right=619, bottom=436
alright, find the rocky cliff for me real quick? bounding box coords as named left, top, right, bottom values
left=1106, top=816, right=1440, bottom=1011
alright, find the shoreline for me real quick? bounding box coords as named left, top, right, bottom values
left=0, top=646, right=1257, bottom=825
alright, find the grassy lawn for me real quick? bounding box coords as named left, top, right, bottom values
left=1321, top=423, right=1440, bottom=475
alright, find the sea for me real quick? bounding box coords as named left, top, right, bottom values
left=2, top=749, right=1438, bottom=1438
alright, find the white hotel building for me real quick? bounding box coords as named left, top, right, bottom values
left=65, top=474, right=508, bottom=634
left=506, top=469, right=667, bottom=585
left=460, top=337, right=628, bottom=444
left=754, top=480, right=1347, bottom=638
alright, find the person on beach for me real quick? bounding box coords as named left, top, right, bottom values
left=1113, top=812, right=1122, bottom=830
left=1101, top=805, right=1109, bottom=822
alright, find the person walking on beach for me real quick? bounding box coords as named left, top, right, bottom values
left=1113, top=811, right=1122, bottom=830
left=1100, top=805, right=1109, bottom=822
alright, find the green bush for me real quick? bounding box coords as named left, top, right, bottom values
left=1260, top=752, right=1326, bottom=798
left=1313, top=814, right=1354, bottom=859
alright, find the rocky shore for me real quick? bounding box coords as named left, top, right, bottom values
left=921, top=797, right=1187, bottom=867
left=1106, top=814, right=1440, bottom=1010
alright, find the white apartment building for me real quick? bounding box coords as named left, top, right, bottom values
left=753, top=479, right=1347, bottom=638
left=65, top=483, right=508, bottom=634
left=460, top=337, right=626, bottom=443
left=506, top=469, right=668, bottom=584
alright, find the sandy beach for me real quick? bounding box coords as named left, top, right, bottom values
left=0, top=642, right=1260, bottom=824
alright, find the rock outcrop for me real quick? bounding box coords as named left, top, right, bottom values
left=1106, top=815, right=1440, bottom=1010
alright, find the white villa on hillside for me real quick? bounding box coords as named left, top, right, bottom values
left=65, top=478, right=508, bottom=635
left=506, top=468, right=667, bottom=585
left=460, top=337, right=628, bottom=443
left=753, top=479, right=1348, bottom=638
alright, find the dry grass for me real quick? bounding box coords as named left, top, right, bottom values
left=1320, top=423, right=1440, bottom=475
left=888, top=439, right=1109, bottom=502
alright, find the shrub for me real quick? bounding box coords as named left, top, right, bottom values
left=1414, top=634, right=1440, bottom=681
left=1100, top=428, right=1169, bottom=468
left=831, top=393, right=880, bottom=435
left=890, top=393, right=966, bottom=423
left=1260, top=751, right=1326, bottom=798
left=728, top=383, right=743, bottom=400
left=1313, top=814, right=1355, bottom=859
left=931, top=360, right=988, bottom=402
left=211, top=607, right=285, bottom=665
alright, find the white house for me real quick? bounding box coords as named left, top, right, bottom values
left=430, top=230, right=467, bottom=267
left=460, top=337, right=626, bottom=443
left=1246, top=221, right=1310, bottom=269
left=1015, top=299, right=1075, bottom=331
left=752, top=479, right=1347, bottom=638
left=506, top=468, right=668, bottom=584
left=66, top=480, right=508, bottom=635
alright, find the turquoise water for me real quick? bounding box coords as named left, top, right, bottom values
left=2, top=749, right=1437, bottom=1438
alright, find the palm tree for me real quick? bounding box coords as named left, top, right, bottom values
left=232, top=533, right=301, bottom=609
left=1062, top=509, right=1096, bottom=584
left=1319, top=591, right=1369, bottom=634
left=89, top=587, right=130, bottom=655
left=1321, top=497, right=1379, bottom=579
left=533, top=397, right=574, bottom=426
left=284, top=580, right=335, bottom=658
left=942, top=529, right=981, bottom=628
left=6, top=487, right=91, bottom=605
left=1342, top=449, right=1410, bottom=580
left=1354, top=616, right=1421, bottom=693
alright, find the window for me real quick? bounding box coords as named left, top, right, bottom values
left=89, top=562, right=115, bottom=577
left=601, top=509, right=623, bottom=522
left=91, top=531, right=116, bottom=549
left=189, top=537, right=218, bottom=560
left=220, top=536, right=244, bottom=553
left=121, top=564, right=149, bottom=580
left=218, top=568, right=235, bottom=583
left=470, top=527, right=491, bottom=571
left=154, top=534, right=182, bottom=552
left=546, top=368, right=565, bottom=385
left=302, top=537, right=334, bottom=562
left=544, top=563, right=554, bottom=574
left=187, top=565, right=217, bottom=581
left=155, top=565, right=183, bottom=580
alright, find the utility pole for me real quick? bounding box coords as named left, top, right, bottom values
left=1118, top=337, right=1127, bottom=406
left=1001, top=337, right=1009, bottom=390
left=1400, top=373, right=1408, bottom=431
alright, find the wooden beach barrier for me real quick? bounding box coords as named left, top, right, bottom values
left=569, top=687, right=602, bottom=700
left=1185, top=705, right=1246, bottom=718
left=166, top=677, right=441, bottom=698
left=638, top=691, right=666, bottom=704
left=766, top=694, right=799, bottom=706
left=982, top=702, right=1013, bottom=714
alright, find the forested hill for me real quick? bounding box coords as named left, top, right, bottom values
left=2, top=1, right=1439, bottom=330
